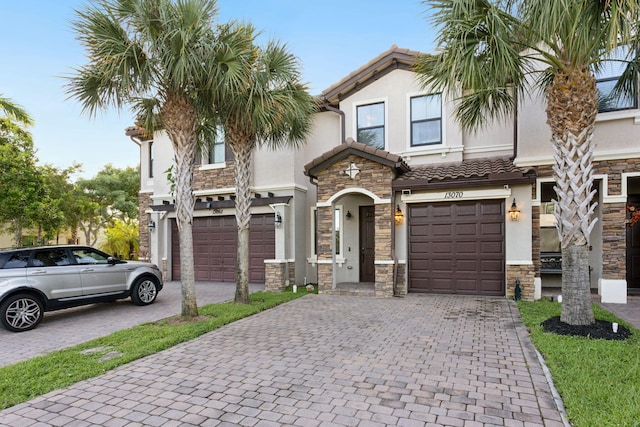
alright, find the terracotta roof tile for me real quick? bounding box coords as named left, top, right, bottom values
left=399, top=157, right=526, bottom=182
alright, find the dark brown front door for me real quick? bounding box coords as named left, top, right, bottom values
left=360, top=206, right=375, bottom=282
left=408, top=200, right=505, bottom=296
left=627, top=196, right=640, bottom=292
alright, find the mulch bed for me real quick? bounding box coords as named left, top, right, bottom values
left=542, top=316, right=632, bottom=340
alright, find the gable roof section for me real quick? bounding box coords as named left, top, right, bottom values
left=321, top=45, right=423, bottom=106
left=393, top=157, right=536, bottom=190
left=304, top=138, right=410, bottom=180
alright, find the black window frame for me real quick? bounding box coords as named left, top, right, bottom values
left=596, top=45, right=639, bottom=113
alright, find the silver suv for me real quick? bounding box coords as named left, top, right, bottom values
left=0, top=245, right=163, bottom=332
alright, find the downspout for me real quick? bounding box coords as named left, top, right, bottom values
left=323, top=102, right=346, bottom=144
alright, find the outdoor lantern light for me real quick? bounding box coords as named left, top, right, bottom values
left=346, top=210, right=352, bottom=220
left=509, top=199, right=520, bottom=221
left=274, top=212, right=282, bottom=228
left=148, top=220, right=156, bottom=231
left=394, top=205, right=404, bottom=225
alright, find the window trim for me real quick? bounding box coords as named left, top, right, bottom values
left=148, top=141, right=154, bottom=178
left=409, top=93, right=443, bottom=147
left=354, top=98, right=388, bottom=150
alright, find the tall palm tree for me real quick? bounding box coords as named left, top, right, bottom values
left=66, top=0, right=247, bottom=317
left=0, top=94, right=33, bottom=127
left=416, top=0, right=640, bottom=325
left=216, top=28, right=316, bottom=304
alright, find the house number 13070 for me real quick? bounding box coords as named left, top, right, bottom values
left=444, top=191, right=463, bottom=199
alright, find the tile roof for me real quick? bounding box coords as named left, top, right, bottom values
left=304, top=138, right=410, bottom=179
left=321, top=45, right=425, bottom=105
left=394, top=157, right=535, bottom=187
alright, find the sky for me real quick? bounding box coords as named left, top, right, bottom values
left=0, top=1, right=436, bottom=179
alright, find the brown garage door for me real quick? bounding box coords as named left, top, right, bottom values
left=408, top=200, right=505, bottom=296
left=171, top=214, right=275, bottom=283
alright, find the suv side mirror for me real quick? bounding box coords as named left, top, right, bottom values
left=107, top=257, right=118, bottom=265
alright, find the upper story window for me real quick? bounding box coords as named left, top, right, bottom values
left=596, top=45, right=638, bottom=113
left=357, top=102, right=385, bottom=149
left=208, top=126, right=226, bottom=164
left=148, top=142, right=154, bottom=178
left=411, top=94, right=442, bottom=146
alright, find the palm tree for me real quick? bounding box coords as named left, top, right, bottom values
left=0, top=94, right=33, bottom=127
left=66, top=0, right=248, bottom=318
left=216, top=29, right=316, bottom=304
left=416, top=0, right=640, bottom=325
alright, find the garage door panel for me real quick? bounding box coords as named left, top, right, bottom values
left=409, top=200, right=505, bottom=296
left=172, top=214, right=274, bottom=283
left=481, top=222, right=503, bottom=235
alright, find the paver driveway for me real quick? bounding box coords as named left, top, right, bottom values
left=0, top=294, right=567, bottom=426
left=0, top=281, right=264, bottom=367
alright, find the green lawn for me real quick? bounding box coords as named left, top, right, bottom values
left=518, top=299, right=640, bottom=426
left=0, top=290, right=306, bottom=410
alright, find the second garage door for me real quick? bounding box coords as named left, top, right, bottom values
left=408, top=200, right=505, bottom=296
left=171, top=214, right=275, bottom=283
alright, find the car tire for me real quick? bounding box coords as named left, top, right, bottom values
left=0, top=294, right=44, bottom=332
left=131, top=277, right=159, bottom=306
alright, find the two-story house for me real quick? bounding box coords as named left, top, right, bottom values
left=129, top=45, right=640, bottom=304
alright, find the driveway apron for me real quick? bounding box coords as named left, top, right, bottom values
left=0, top=294, right=567, bottom=426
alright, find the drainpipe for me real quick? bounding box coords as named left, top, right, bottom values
left=323, top=102, right=346, bottom=144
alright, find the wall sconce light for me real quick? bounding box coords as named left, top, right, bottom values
left=394, top=205, right=404, bottom=225
left=274, top=212, right=282, bottom=228
left=509, top=199, right=520, bottom=221
left=148, top=220, right=156, bottom=231
left=346, top=210, right=352, bottom=220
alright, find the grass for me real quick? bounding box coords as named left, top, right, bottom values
left=0, top=290, right=306, bottom=410
left=518, top=299, right=640, bottom=426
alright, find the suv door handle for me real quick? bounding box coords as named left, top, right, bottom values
left=81, top=268, right=94, bottom=272
left=31, top=269, right=47, bottom=275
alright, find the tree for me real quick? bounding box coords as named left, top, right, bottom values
left=416, top=0, right=640, bottom=325
left=0, top=93, right=34, bottom=127
left=216, top=29, right=316, bottom=304
left=66, top=0, right=247, bottom=318
left=0, top=120, right=41, bottom=247
left=101, top=219, right=139, bottom=260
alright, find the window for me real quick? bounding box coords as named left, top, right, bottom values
left=0, top=251, right=30, bottom=269
left=72, top=248, right=110, bottom=265
left=596, top=45, right=637, bottom=112
left=208, top=126, right=226, bottom=164
left=357, top=102, right=385, bottom=149
left=32, top=250, right=71, bottom=267
left=334, top=207, right=341, bottom=256
left=148, top=142, right=154, bottom=178
left=411, top=94, right=442, bottom=146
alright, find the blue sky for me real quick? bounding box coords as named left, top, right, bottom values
left=0, top=1, right=435, bottom=178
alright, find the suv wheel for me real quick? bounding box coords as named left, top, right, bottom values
left=131, top=277, right=159, bottom=306
left=1, top=294, right=44, bottom=332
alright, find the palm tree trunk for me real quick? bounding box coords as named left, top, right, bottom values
left=547, top=69, right=598, bottom=325
left=163, top=94, right=199, bottom=318
left=229, top=134, right=255, bottom=304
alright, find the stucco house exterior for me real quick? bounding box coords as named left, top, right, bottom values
left=129, top=46, right=640, bottom=304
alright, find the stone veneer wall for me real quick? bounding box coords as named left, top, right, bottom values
left=533, top=159, right=633, bottom=282
left=314, top=154, right=395, bottom=296
left=192, top=160, right=237, bottom=191
left=264, top=261, right=297, bottom=292
left=138, top=192, right=152, bottom=260
left=507, top=264, right=535, bottom=301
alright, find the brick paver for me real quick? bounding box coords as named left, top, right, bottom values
left=0, top=281, right=264, bottom=366
left=0, top=294, right=569, bottom=426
